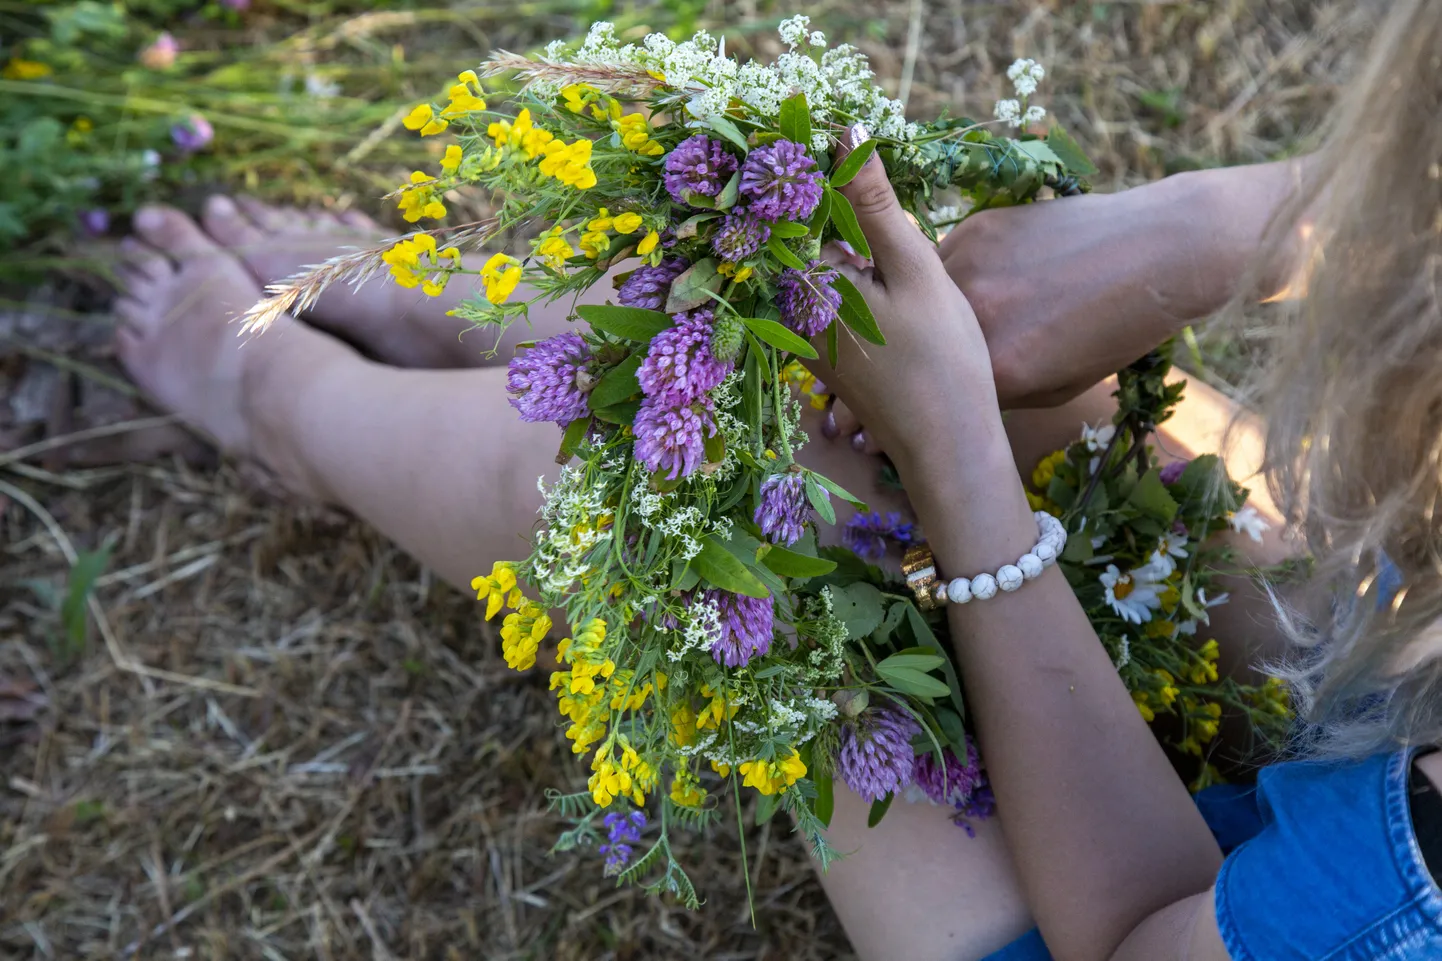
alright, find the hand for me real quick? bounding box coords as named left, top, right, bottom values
left=807, top=135, right=1007, bottom=480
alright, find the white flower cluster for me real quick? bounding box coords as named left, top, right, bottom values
left=669, top=593, right=723, bottom=663
left=552, top=21, right=918, bottom=143
left=804, top=588, right=849, bottom=682
left=531, top=465, right=615, bottom=592
left=993, top=57, right=1048, bottom=129
left=732, top=691, right=838, bottom=745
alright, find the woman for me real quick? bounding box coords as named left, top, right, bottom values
left=813, top=1, right=1442, bottom=958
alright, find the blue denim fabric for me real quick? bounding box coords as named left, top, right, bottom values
left=982, top=750, right=1442, bottom=960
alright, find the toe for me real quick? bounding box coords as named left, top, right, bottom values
left=135, top=206, right=223, bottom=261
left=114, top=312, right=152, bottom=351
left=338, top=208, right=382, bottom=232
left=234, top=196, right=291, bottom=233
left=120, top=236, right=172, bottom=281
left=202, top=195, right=267, bottom=252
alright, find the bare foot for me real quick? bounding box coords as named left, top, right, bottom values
left=114, top=205, right=351, bottom=498
left=199, top=195, right=469, bottom=369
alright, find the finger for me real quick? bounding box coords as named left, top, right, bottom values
left=830, top=399, right=862, bottom=438
left=833, top=124, right=937, bottom=285
left=850, top=429, right=884, bottom=456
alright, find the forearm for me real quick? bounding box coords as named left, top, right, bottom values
left=897, top=434, right=1222, bottom=961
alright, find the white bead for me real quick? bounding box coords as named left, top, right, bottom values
left=1033, top=542, right=1057, bottom=565
left=971, top=573, right=998, bottom=600
left=997, top=565, right=1024, bottom=592
left=1018, top=553, right=1044, bottom=579
left=947, top=577, right=972, bottom=604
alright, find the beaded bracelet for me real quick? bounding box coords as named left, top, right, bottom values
left=899, top=512, right=1068, bottom=610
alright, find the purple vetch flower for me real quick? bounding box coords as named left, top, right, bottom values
left=78, top=209, right=109, bottom=237
left=599, top=810, right=646, bottom=875
left=703, top=590, right=774, bottom=668
left=663, top=135, right=737, bottom=206
left=633, top=398, right=717, bottom=479
left=710, top=208, right=771, bottom=261
left=170, top=114, right=213, bottom=153
left=842, top=511, right=917, bottom=561
left=506, top=332, right=592, bottom=425
left=636, top=308, right=732, bottom=406
left=777, top=260, right=842, bottom=337
left=836, top=705, right=921, bottom=803
left=617, top=257, right=689, bottom=311
left=1159, top=459, right=1190, bottom=485
left=738, top=139, right=823, bottom=222
left=956, top=783, right=997, bottom=837
left=754, top=472, right=810, bottom=546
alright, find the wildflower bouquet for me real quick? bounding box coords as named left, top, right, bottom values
left=244, top=17, right=1282, bottom=905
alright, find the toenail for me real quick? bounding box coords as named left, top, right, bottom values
left=207, top=195, right=237, bottom=218
left=136, top=208, right=165, bottom=232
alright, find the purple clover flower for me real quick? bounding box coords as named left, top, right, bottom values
left=703, top=590, right=774, bottom=668
left=739, top=139, right=823, bottom=222
left=912, top=739, right=986, bottom=807
left=599, top=810, right=646, bottom=876
left=618, top=257, right=689, bottom=311
left=79, top=209, right=109, bottom=237
left=836, top=705, right=920, bottom=803
left=711, top=208, right=771, bottom=262
left=777, top=260, right=842, bottom=337
left=842, top=511, right=916, bottom=561
left=636, top=308, right=732, bottom=406
left=506, top=332, right=592, bottom=426
left=170, top=114, right=213, bottom=153
left=754, top=472, right=810, bottom=546
left=1160, top=459, right=1190, bottom=485
left=633, top=398, right=717, bottom=480
left=663, top=135, right=737, bottom=206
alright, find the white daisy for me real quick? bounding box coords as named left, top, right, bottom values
left=1099, top=564, right=1163, bottom=625
left=1228, top=506, right=1270, bottom=543
left=1146, top=531, right=1190, bottom=577
left=1081, top=421, right=1115, bottom=474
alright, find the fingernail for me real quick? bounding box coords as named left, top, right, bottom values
left=836, top=240, right=857, bottom=256
left=851, top=430, right=867, bottom=452
left=206, top=195, right=236, bottom=218
left=821, top=411, right=839, bottom=439
left=849, top=122, right=871, bottom=146
left=136, top=208, right=165, bottom=233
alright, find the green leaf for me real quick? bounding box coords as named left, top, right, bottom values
left=704, top=430, right=725, bottom=464
left=591, top=401, right=640, bottom=425
left=814, top=773, right=835, bottom=828
left=878, top=666, right=950, bottom=699
left=903, top=605, right=967, bottom=720
left=557, top=416, right=590, bottom=462
left=809, top=188, right=832, bottom=239
left=1060, top=532, right=1093, bottom=563
left=811, top=472, right=867, bottom=509
left=665, top=257, right=724, bottom=313
left=716, top=170, right=741, bottom=210
left=832, top=582, right=885, bottom=640
left=1045, top=124, right=1098, bottom=176
left=743, top=346, right=763, bottom=444
left=771, top=221, right=810, bottom=239
left=826, top=321, right=838, bottom=368
left=754, top=791, right=781, bottom=825
left=1127, top=468, right=1180, bottom=525
left=587, top=353, right=644, bottom=409
left=935, top=707, right=967, bottom=750
left=674, top=212, right=719, bottom=240
left=867, top=792, right=894, bottom=828
left=804, top=475, right=836, bottom=526
left=670, top=560, right=701, bottom=592
left=826, top=187, right=871, bottom=260
left=59, top=546, right=110, bottom=664
left=577, top=304, right=671, bottom=342
left=875, top=653, right=946, bottom=673
left=767, top=234, right=807, bottom=270
left=828, top=138, right=877, bottom=188
left=761, top=546, right=838, bottom=578
left=694, top=536, right=769, bottom=599
left=1015, top=138, right=1065, bottom=171
left=742, top=316, right=817, bottom=359
left=779, top=92, right=812, bottom=148
left=832, top=273, right=886, bottom=346
left=707, top=114, right=750, bottom=153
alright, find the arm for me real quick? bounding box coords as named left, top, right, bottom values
left=945, top=157, right=1313, bottom=408
left=814, top=139, right=1235, bottom=961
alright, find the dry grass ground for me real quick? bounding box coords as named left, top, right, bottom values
left=2, top=1, right=1378, bottom=958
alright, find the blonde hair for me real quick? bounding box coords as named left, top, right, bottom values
left=1240, top=0, right=1442, bottom=755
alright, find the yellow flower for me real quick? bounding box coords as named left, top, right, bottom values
left=2, top=59, right=51, bottom=81
left=716, top=261, right=754, bottom=283
left=613, top=212, right=643, bottom=234
left=1032, top=449, right=1068, bottom=491
left=636, top=230, right=660, bottom=256
left=439, top=144, right=464, bottom=176
left=586, top=208, right=614, bottom=232
left=520, top=124, right=554, bottom=159
left=480, top=252, right=523, bottom=305
left=381, top=234, right=461, bottom=296
left=1133, top=690, right=1155, bottom=723
left=396, top=170, right=446, bottom=223
left=588, top=756, right=632, bottom=807
left=470, top=560, right=520, bottom=619
left=578, top=230, right=610, bottom=259
left=561, top=84, right=597, bottom=114
left=487, top=117, right=513, bottom=147
left=439, top=75, right=486, bottom=118
left=694, top=689, right=738, bottom=730
left=670, top=771, right=706, bottom=808
left=402, top=103, right=448, bottom=137
left=537, top=138, right=596, bottom=189
left=614, top=112, right=665, bottom=156
left=1154, top=670, right=1180, bottom=708
left=533, top=227, right=576, bottom=270
left=738, top=750, right=807, bottom=796
left=500, top=601, right=551, bottom=671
